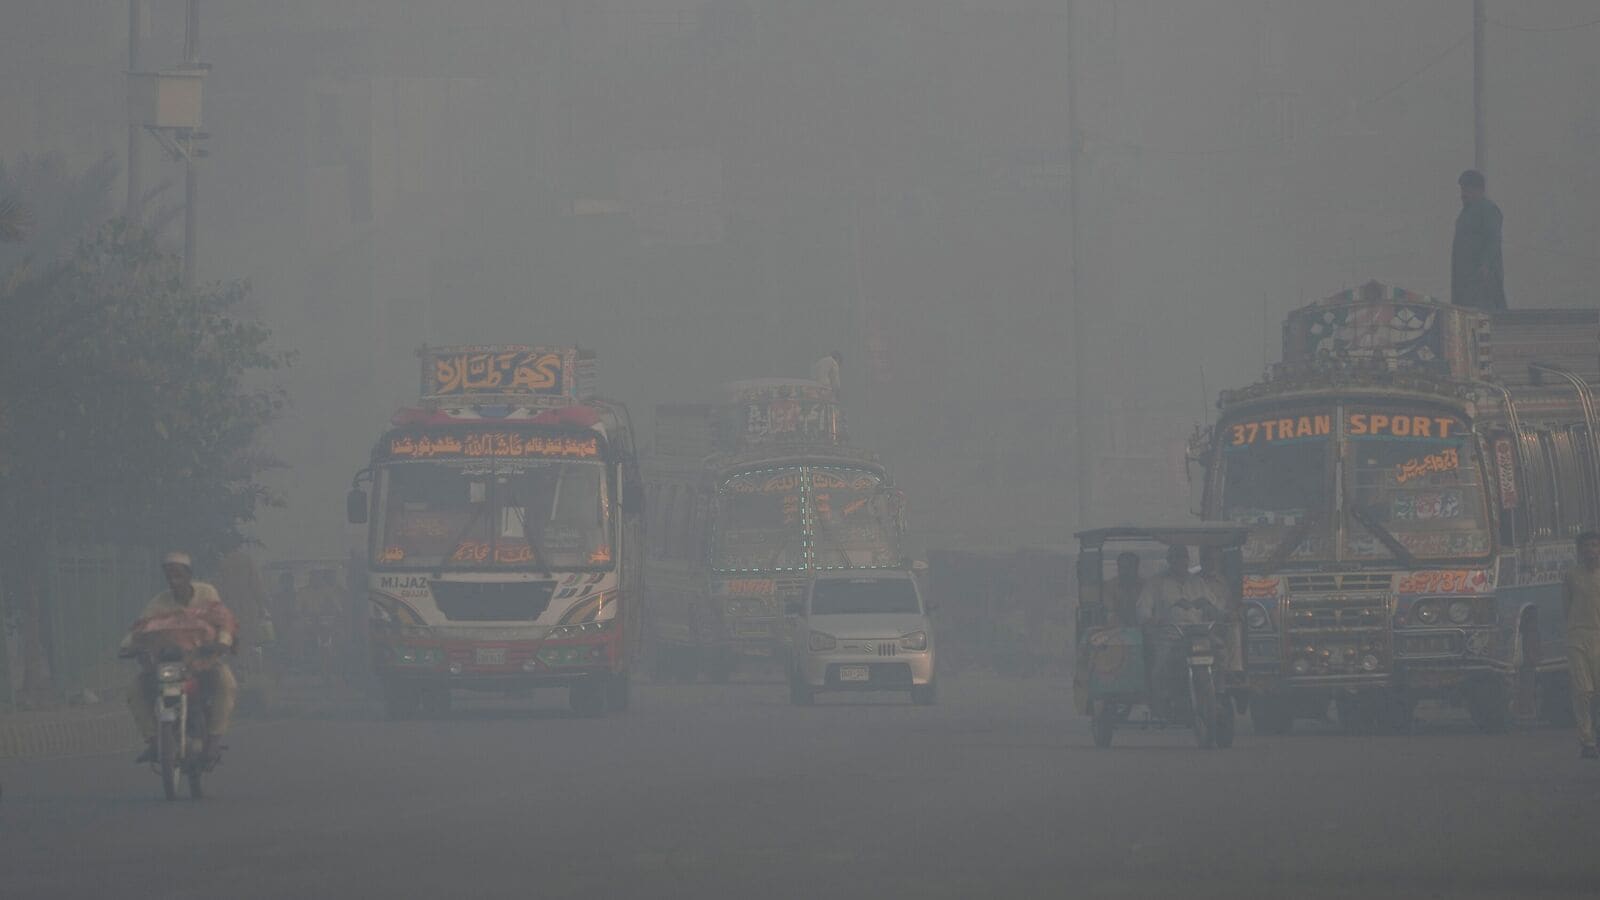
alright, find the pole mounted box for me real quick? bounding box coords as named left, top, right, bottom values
left=127, top=69, right=204, bottom=129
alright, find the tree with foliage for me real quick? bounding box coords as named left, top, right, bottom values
left=0, top=156, right=288, bottom=703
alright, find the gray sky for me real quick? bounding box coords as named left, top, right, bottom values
left=3, top=1, right=1596, bottom=559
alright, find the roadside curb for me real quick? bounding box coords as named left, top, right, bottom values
left=0, top=709, right=142, bottom=761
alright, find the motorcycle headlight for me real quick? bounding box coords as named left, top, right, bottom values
left=809, top=630, right=837, bottom=652
left=899, top=631, right=928, bottom=652
left=1244, top=605, right=1270, bottom=631
left=1447, top=599, right=1474, bottom=625
left=1413, top=600, right=1441, bottom=626
left=156, top=662, right=185, bottom=682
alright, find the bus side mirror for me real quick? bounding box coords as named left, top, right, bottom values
left=347, top=489, right=369, bottom=525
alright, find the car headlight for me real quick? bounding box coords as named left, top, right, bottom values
left=1447, top=599, right=1473, bottom=625
left=899, top=631, right=928, bottom=651
left=1413, top=600, right=1441, bottom=625
left=809, top=630, right=837, bottom=652
left=1244, top=605, right=1270, bottom=631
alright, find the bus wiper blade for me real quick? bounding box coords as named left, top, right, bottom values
left=1347, top=504, right=1419, bottom=569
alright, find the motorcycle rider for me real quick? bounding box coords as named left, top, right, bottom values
left=123, top=552, right=239, bottom=764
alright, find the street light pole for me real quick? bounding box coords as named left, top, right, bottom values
left=1067, top=0, right=1092, bottom=530
left=182, top=0, right=200, bottom=288
left=125, top=0, right=143, bottom=221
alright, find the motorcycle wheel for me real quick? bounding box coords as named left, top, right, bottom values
left=1190, top=670, right=1217, bottom=749
left=1214, top=693, right=1236, bottom=749
left=158, top=720, right=182, bottom=802
left=1092, top=703, right=1116, bottom=748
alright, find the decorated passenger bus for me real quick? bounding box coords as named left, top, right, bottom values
left=347, top=346, right=643, bottom=718
left=1191, top=282, right=1600, bottom=733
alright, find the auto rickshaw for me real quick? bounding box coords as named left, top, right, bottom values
left=1072, top=524, right=1251, bottom=749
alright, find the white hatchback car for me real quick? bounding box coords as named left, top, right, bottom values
left=787, top=571, right=936, bottom=705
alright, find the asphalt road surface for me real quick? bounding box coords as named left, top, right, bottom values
left=5, top=673, right=1600, bottom=900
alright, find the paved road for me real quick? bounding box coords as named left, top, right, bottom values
left=4, top=673, right=1600, bottom=899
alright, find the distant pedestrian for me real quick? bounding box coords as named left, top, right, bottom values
left=1565, top=532, right=1600, bottom=759
left=1450, top=169, right=1506, bottom=310
left=811, top=350, right=842, bottom=398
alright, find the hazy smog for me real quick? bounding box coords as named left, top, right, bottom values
left=3, top=3, right=1600, bottom=898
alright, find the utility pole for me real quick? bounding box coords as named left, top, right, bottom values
left=1473, top=0, right=1486, bottom=171
left=1066, top=0, right=1092, bottom=530
left=125, top=0, right=143, bottom=221
left=181, top=0, right=201, bottom=288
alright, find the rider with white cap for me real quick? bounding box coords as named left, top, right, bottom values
left=122, top=551, right=240, bottom=763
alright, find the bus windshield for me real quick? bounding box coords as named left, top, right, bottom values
left=713, top=468, right=808, bottom=572
left=1220, top=409, right=1335, bottom=565
left=1217, top=405, right=1492, bottom=565
left=1342, top=410, right=1491, bottom=562
left=376, top=460, right=611, bottom=570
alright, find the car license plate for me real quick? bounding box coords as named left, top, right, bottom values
left=839, top=665, right=870, bottom=682
left=475, top=647, right=506, bottom=666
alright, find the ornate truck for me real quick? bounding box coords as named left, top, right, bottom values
left=1191, top=282, right=1599, bottom=733
left=347, top=346, right=643, bottom=718
left=643, top=378, right=907, bottom=681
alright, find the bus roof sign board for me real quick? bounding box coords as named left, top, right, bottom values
left=418, top=345, right=595, bottom=407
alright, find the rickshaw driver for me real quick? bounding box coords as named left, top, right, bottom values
left=1138, top=544, right=1212, bottom=704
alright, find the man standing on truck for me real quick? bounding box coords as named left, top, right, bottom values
left=1450, top=169, right=1506, bottom=310
left=812, top=350, right=843, bottom=398
left=1564, top=531, right=1600, bottom=759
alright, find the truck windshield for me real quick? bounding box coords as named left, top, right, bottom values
left=376, top=460, right=611, bottom=570
left=1342, top=411, right=1491, bottom=562
left=1219, top=410, right=1334, bottom=565
left=809, top=467, right=901, bottom=569
left=712, top=468, right=808, bottom=572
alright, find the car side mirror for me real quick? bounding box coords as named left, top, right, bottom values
left=346, top=488, right=369, bottom=525
left=925, top=599, right=939, bottom=613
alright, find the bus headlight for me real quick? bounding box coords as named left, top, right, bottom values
left=1361, top=654, right=1381, bottom=672
left=1290, top=656, right=1312, bottom=675
left=1447, top=600, right=1474, bottom=625
left=1413, top=600, right=1441, bottom=625
left=1244, top=605, right=1270, bottom=631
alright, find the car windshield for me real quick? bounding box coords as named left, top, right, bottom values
left=712, top=468, right=808, bottom=571
left=1218, top=409, right=1334, bottom=564
left=810, top=578, right=920, bottom=615
left=809, top=467, right=901, bottom=568
left=376, top=460, right=611, bottom=569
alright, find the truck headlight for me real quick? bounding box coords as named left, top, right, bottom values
left=1413, top=600, right=1441, bottom=625
left=1447, top=599, right=1473, bottom=625
left=809, top=631, right=837, bottom=652
left=899, top=631, right=928, bottom=651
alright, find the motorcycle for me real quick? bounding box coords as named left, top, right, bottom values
left=1174, top=621, right=1236, bottom=749
left=124, top=645, right=223, bottom=801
